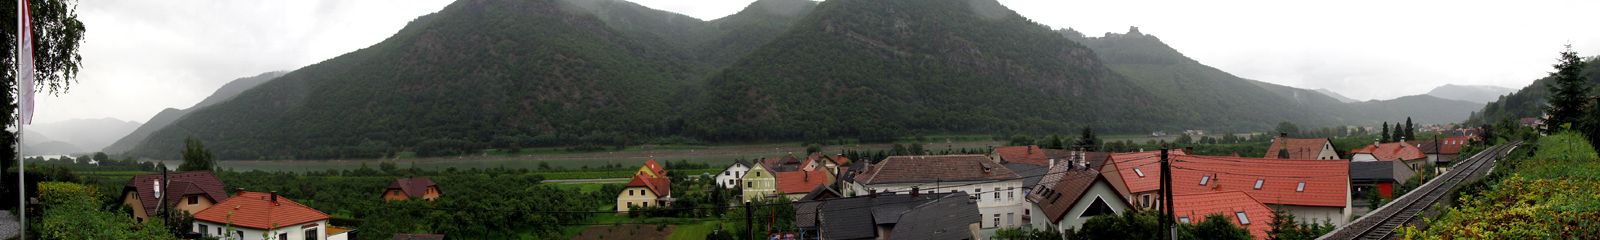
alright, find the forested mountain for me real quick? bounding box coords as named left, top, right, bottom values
left=1069, top=27, right=1479, bottom=126
left=1064, top=27, right=1349, bottom=129
left=689, top=0, right=1166, bottom=142
left=103, top=71, right=285, bottom=153
left=1467, top=58, right=1600, bottom=125
left=1427, top=84, right=1516, bottom=103
left=124, top=0, right=1488, bottom=160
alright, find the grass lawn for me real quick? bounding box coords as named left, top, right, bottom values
left=1418, top=132, right=1600, bottom=239
left=667, top=220, right=730, bottom=240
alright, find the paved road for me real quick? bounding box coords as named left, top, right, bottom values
left=0, top=210, right=17, bottom=239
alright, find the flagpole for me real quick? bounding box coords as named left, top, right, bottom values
left=16, top=0, right=29, bottom=238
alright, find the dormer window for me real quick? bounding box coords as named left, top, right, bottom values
left=1296, top=181, right=1306, bottom=192
left=1253, top=179, right=1264, bottom=190
left=1199, top=175, right=1211, bottom=186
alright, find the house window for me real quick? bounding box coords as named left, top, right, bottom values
left=993, top=188, right=1001, bottom=200
left=1134, top=168, right=1145, bottom=177
left=280, top=233, right=288, bottom=240
left=1236, top=211, right=1251, bottom=225
left=195, top=224, right=204, bottom=234
left=1179, top=216, right=1191, bottom=224
left=216, top=227, right=222, bottom=236
left=1007, top=212, right=1015, bottom=226
left=235, top=230, right=243, bottom=238
left=993, top=214, right=1000, bottom=228
left=747, top=181, right=753, bottom=187
left=1141, top=194, right=1151, bottom=208
left=1199, top=175, right=1211, bottom=185
left=304, top=227, right=318, bottom=240
left=1253, top=179, right=1264, bottom=190
left=1008, top=187, right=1015, bottom=200
left=1296, top=182, right=1306, bottom=192
left=188, top=196, right=198, bottom=204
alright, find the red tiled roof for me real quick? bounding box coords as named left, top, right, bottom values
left=643, top=159, right=667, bottom=176
left=386, top=177, right=438, bottom=198
left=1170, top=155, right=1349, bottom=207
left=1172, top=191, right=1273, bottom=240
left=1419, top=136, right=1468, bottom=155
left=775, top=168, right=832, bottom=194
left=193, top=191, right=329, bottom=230
left=1351, top=142, right=1426, bottom=161
left=1264, top=137, right=1333, bottom=159
left=625, top=174, right=672, bottom=197
left=123, top=171, right=229, bottom=215
left=855, top=155, right=1019, bottom=185
left=993, top=145, right=1078, bottom=167
left=1109, top=150, right=1185, bottom=194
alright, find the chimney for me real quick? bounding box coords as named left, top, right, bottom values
left=270, top=191, right=278, bottom=205
left=911, top=186, right=920, bottom=196
left=1279, top=132, right=1288, bottom=138
left=234, top=188, right=245, bottom=196
left=1278, top=148, right=1291, bottom=159
left=1048, top=158, right=1057, bottom=169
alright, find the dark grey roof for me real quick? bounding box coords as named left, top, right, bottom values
left=1350, top=161, right=1400, bottom=182
left=733, top=159, right=753, bottom=167
left=800, top=185, right=841, bottom=202
left=801, top=192, right=959, bottom=240
left=1004, top=163, right=1047, bottom=188
left=817, top=197, right=877, bottom=239
left=889, top=192, right=980, bottom=240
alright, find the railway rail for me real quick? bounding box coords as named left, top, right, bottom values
left=1320, top=142, right=1520, bottom=240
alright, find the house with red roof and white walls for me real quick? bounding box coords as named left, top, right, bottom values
left=192, top=190, right=336, bottom=240
left=1351, top=141, right=1430, bottom=172
left=1264, top=133, right=1340, bottom=160
left=1109, top=150, right=1353, bottom=237
left=1025, top=157, right=1132, bottom=234
left=617, top=159, right=672, bottom=212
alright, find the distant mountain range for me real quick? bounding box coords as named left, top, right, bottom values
left=115, top=0, right=1487, bottom=160
left=1314, top=89, right=1359, bottom=103
left=101, top=71, right=286, bottom=154
left=23, top=118, right=140, bottom=155
left=1426, top=84, right=1516, bottom=103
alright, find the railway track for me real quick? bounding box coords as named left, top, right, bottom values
left=1320, top=142, right=1520, bottom=240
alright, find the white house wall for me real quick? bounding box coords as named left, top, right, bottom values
left=856, top=180, right=1026, bottom=238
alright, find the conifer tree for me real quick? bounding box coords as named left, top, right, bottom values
left=1544, top=45, right=1590, bottom=132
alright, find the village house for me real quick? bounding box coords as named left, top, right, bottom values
left=1417, top=136, right=1469, bottom=167
left=1264, top=134, right=1340, bottom=160
left=121, top=171, right=228, bottom=222
left=849, top=155, right=1024, bottom=237
left=1113, top=151, right=1352, bottom=226
left=1349, top=160, right=1414, bottom=200
left=616, top=159, right=672, bottom=212
left=383, top=177, right=440, bottom=202
left=742, top=155, right=835, bottom=202
left=1172, top=191, right=1274, bottom=239
left=715, top=160, right=751, bottom=189
left=192, top=190, right=333, bottom=240
left=795, top=192, right=979, bottom=240
left=1351, top=142, right=1430, bottom=171
left=1026, top=161, right=1131, bottom=233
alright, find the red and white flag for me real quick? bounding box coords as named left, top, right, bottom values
left=16, top=0, right=34, bottom=125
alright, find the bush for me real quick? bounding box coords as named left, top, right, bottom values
left=35, top=182, right=175, bottom=240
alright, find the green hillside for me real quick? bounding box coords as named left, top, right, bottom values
left=687, top=0, right=1167, bottom=142
left=1467, top=58, right=1600, bottom=125
left=1067, top=27, right=1349, bottom=129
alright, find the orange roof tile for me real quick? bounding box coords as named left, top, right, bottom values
left=1109, top=150, right=1185, bottom=194
left=1264, top=137, right=1334, bottom=159
left=193, top=191, right=329, bottom=230
left=1170, top=155, right=1349, bottom=207
left=775, top=168, right=832, bottom=194
left=1351, top=142, right=1426, bottom=161
left=643, top=159, right=667, bottom=176
left=625, top=174, right=671, bottom=197
left=1172, top=191, right=1273, bottom=240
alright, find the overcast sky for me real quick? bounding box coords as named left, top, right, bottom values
left=34, top=0, right=1600, bottom=124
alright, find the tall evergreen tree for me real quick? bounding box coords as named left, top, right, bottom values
left=177, top=137, right=215, bottom=171
left=1543, top=45, right=1591, bottom=132
left=1381, top=122, right=1391, bottom=143
left=1075, top=127, right=1099, bottom=150
left=1404, top=117, right=1415, bottom=142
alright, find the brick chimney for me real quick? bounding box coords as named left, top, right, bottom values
left=270, top=191, right=278, bottom=205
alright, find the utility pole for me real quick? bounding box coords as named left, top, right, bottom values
left=745, top=202, right=753, bottom=240
left=1161, top=148, right=1175, bottom=240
